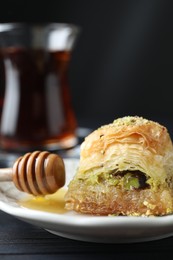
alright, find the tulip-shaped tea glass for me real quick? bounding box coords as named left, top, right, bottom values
left=0, top=23, right=79, bottom=154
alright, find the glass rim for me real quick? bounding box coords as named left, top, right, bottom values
left=0, top=22, right=80, bottom=33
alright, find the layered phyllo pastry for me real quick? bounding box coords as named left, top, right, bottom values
left=65, top=116, right=173, bottom=216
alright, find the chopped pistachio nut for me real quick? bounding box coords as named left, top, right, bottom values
left=123, top=173, right=140, bottom=190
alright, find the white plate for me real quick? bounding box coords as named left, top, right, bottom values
left=1, top=159, right=173, bottom=244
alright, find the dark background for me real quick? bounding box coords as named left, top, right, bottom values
left=1, top=0, right=173, bottom=132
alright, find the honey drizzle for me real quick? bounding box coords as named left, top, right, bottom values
left=19, top=188, right=68, bottom=214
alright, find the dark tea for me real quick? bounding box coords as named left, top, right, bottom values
left=0, top=47, right=77, bottom=152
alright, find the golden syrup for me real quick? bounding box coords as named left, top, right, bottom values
left=19, top=187, right=68, bottom=214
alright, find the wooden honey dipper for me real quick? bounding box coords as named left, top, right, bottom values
left=0, top=151, right=65, bottom=196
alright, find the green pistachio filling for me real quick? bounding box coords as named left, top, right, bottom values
left=123, top=173, right=140, bottom=190
left=77, top=170, right=149, bottom=190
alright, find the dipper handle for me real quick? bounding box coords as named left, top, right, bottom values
left=0, top=168, right=13, bottom=181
